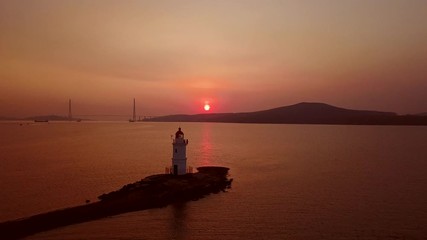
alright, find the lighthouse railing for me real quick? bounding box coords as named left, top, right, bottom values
left=172, top=139, right=188, bottom=144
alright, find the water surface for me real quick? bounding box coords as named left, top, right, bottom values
left=0, top=122, right=426, bottom=239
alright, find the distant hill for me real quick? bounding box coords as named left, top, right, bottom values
left=416, top=112, right=427, bottom=116
left=0, top=115, right=81, bottom=121
left=0, top=116, right=18, bottom=121
left=146, top=102, right=427, bottom=125
left=24, top=115, right=71, bottom=121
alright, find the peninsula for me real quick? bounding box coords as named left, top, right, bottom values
left=145, top=102, right=427, bottom=125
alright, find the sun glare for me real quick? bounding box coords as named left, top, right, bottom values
left=204, top=103, right=211, bottom=111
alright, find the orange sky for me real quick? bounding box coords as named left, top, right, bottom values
left=1, top=0, right=426, bottom=118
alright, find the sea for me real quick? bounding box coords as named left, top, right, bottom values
left=0, top=122, right=426, bottom=239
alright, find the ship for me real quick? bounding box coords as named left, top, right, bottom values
left=34, top=119, right=49, bottom=123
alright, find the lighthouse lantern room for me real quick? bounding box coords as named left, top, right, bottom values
left=172, top=127, right=189, bottom=175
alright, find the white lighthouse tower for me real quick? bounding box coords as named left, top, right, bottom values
left=172, top=127, right=188, bottom=175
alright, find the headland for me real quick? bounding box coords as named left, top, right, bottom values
left=145, top=102, right=427, bottom=125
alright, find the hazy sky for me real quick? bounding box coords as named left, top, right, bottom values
left=1, top=0, right=426, bottom=118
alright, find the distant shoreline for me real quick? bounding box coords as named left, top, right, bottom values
left=145, top=102, right=427, bottom=126
left=2, top=102, right=427, bottom=125
left=2, top=119, right=427, bottom=126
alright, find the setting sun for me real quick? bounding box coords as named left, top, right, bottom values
left=204, top=103, right=210, bottom=111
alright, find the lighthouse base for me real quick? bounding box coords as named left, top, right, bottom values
left=171, top=158, right=187, bottom=175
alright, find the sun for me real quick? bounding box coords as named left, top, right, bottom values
left=204, top=103, right=211, bottom=111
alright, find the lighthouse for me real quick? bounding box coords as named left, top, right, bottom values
left=172, top=127, right=189, bottom=175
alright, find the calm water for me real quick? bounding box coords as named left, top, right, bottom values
left=0, top=122, right=426, bottom=239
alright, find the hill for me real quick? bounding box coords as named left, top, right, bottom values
left=23, top=115, right=71, bottom=121
left=0, top=116, right=18, bottom=121
left=146, top=102, right=427, bottom=125
left=0, top=115, right=81, bottom=121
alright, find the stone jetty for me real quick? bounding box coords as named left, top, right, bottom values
left=0, top=166, right=232, bottom=239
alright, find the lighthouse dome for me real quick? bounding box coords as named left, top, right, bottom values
left=175, top=127, right=184, bottom=138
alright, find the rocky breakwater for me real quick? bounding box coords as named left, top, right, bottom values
left=0, top=166, right=232, bottom=239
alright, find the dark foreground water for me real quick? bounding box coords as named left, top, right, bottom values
left=0, top=122, right=426, bottom=239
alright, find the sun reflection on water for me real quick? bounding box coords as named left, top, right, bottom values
left=200, top=124, right=213, bottom=166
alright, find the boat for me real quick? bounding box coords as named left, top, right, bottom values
left=34, top=120, right=48, bottom=123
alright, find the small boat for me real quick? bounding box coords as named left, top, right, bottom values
left=34, top=120, right=49, bottom=123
